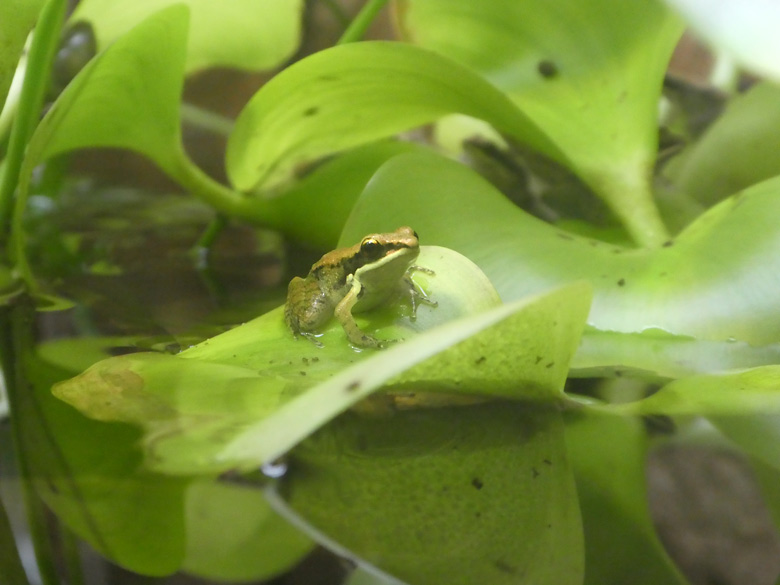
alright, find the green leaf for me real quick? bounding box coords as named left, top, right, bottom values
left=397, top=0, right=683, bottom=247
left=276, top=402, right=583, bottom=585
left=0, top=492, right=28, bottom=585
left=226, top=41, right=562, bottom=192
left=609, top=366, right=780, bottom=468
left=25, top=4, right=188, bottom=176
left=662, top=0, right=780, bottom=81
left=665, top=82, right=780, bottom=207
left=0, top=0, right=45, bottom=113
left=17, top=339, right=189, bottom=576
left=180, top=479, right=313, bottom=582
left=70, top=0, right=302, bottom=74
left=53, top=259, right=590, bottom=474
left=343, top=151, right=780, bottom=346
left=565, top=412, right=689, bottom=585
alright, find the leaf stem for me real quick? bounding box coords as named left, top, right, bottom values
left=0, top=0, right=67, bottom=252
left=337, top=0, right=389, bottom=45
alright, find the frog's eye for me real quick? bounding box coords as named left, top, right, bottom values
left=360, top=237, right=383, bottom=258
left=413, top=231, right=419, bottom=240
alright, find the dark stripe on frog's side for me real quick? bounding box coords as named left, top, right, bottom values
left=311, top=242, right=414, bottom=287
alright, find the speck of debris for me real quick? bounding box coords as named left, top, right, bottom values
left=556, top=232, right=574, bottom=241
left=471, top=477, right=484, bottom=490
left=299, top=371, right=306, bottom=376
left=545, top=362, right=555, bottom=369
left=303, top=106, right=319, bottom=117
left=302, top=357, right=309, bottom=365
left=532, top=467, right=540, bottom=478
left=494, top=559, right=517, bottom=575
left=617, top=278, right=626, bottom=286
left=535, top=356, right=543, bottom=364
left=475, top=356, right=486, bottom=365
left=543, top=459, right=552, bottom=466
left=346, top=380, right=361, bottom=392
left=663, top=240, right=674, bottom=247
left=537, top=59, right=559, bottom=79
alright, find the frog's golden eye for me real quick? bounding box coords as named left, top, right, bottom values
left=360, top=237, right=383, bottom=258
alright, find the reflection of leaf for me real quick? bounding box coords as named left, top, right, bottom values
left=53, top=259, right=590, bottom=475
left=278, top=402, right=582, bottom=585
left=344, top=151, right=780, bottom=346
left=396, top=0, right=682, bottom=246
left=226, top=41, right=562, bottom=192
left=70, top=0, right=302, bottom=74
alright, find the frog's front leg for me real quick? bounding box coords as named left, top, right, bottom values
left=405, top=265, right=438, bottom=320
left=334, top=276, right=386, bottom=349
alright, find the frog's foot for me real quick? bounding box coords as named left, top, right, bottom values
left=404, top=268, right=438, bottom=320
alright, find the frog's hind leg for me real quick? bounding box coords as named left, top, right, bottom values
left=334, top=277, right=385, bottom=348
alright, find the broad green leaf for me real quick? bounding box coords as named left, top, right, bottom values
left=276, top=402, right=583, bottom=585
left=0, top=492, right=27, bottom=585
left=344, top=151, right=780, bottom=346
left=25, top=4, right=188, bottom=178
left=32, top=337, right=312, bottom=580
left=226, top=41, right=563, bottom=192
left=565, top=412, right=689, bottom=585
left=53, top=258, right=590, bottom=474
left=70, top=0, right=302, bottom=74
left=609, top=366, right=780, bottom=468
left=663, top=0, right=780, bottom=81
left=263, top=141, right=425, bottom=248
left=0, top=0, right=45, bottom=113
left=665, top=82, right=780, bottom=207
left=18, top=338, right=189, bottom=576
left=397, top=0, right=683, bottom=247
left=181, top=480, right=313, bottom=581
left=573, top=329, right=780, bottom=381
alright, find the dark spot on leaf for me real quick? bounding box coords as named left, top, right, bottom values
left=612, top=248, right=622, bottom=254
left=494, top=559, right=518, bottom=575
left=302, top=357, right=309, bottom=365
left=543, top=458, right=552, bottom=466
left=319, top=75, right=339, bottom=82
left=663, top=240, right=674, bottom=247
left=474, top=511, right=482, bottom=518
left=556, top=232, right=574, bottom=241
left=545, top=362, right=554, bottom=369
left=532, top=467, right=540, bottom=478
left=615, top=369, right=623, bottom=377
left=299, top=371, right=306, bottom=376
left=312, top=356, right=319, bottom=362
left=346, top=380, right=361, bottom=392
left=475, top=356, right=486, bottom=365
left=535, top=356, right=543, bottom=364
left=303, top=106, right=319, bottom=117
left=471, top=477, right=484, bottom=490
left=660, top=272, right=667, bottom=277
left=617, top=278, right=626, bottom=287
left=537, top=59, right=559, bottom=79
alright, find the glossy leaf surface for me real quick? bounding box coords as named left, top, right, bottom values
left=70, top=0, right=302, bottom=73
left=396, top=0, right=683, bottom=246
left=280, top=402, right=582, bottom=585
left=344, top=151, right=780, bottom=346
left=226, top=41, right=562, bottom=192
left=53, top=256, right=590, bottom=475
left=0, top=0, right=45, bottom=112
